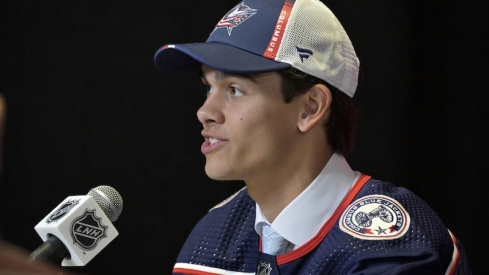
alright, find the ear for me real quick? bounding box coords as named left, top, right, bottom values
left=298, top=84, right=332, bottom=133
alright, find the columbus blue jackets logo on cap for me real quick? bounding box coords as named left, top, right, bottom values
left=70, top=209, right=108, bottom=250
left=47, top=199, right=80, bottom=223
left=216, top=2, right=257, bottom=35
left=340, top=195, right=410, bottom=240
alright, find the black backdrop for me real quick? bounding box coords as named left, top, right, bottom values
left=0, top=0, right=487, bottom=274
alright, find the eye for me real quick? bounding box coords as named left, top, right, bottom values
left=230, top=87, right=245, bottom=97
left=203, top=83, right=213, bottom=97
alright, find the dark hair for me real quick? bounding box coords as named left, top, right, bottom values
left=276, top=67, right=358, bottom=156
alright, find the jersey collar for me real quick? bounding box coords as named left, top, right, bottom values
left=255, top=153, right=359, bottom=248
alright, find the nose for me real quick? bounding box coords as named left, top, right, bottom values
left=197, top=93, right=225, bottom=126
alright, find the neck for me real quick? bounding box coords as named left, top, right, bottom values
left=246, top=140, right=333, bottom=223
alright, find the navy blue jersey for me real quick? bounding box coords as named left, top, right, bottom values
left=172, top=175, right=471, bottom=274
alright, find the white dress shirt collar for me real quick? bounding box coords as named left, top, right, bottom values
left=255, top=153, right=359, bottom=248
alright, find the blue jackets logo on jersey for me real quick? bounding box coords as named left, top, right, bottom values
left=340, top=195, right=410, bottom=240
left=216, top=2, right=258, bottom=35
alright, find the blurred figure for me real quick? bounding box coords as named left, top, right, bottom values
left=0, top=241, right=68, bottom=275
left=0, top=95, right=77, bottom=275
left=0, top=93, right=5, bottom=176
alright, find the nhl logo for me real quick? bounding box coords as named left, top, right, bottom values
left=70, top=209, right=108, bottom=250
left=47, top=199, right=80, bottom=223
left=256, top=261, right=272, bottom=275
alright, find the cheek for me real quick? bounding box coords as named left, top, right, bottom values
left=238, top=108, right=295, bottom=145
left=229, top=97, right=299, bottom=148
left=231, top=111, right=269, bottom=147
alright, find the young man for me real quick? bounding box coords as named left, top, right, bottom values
left=154, top=0, right=471, bottom=274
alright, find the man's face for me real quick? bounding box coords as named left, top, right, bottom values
left=197, top=65, right=304, bottom=182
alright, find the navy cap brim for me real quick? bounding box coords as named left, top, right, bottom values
left=154, top=42, right=290, bottom=74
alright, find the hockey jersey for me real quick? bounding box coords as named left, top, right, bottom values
left=172, top=175, right=471, bottom=274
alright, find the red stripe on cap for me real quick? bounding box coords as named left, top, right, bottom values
left=263, top=0, right=295, bottom=60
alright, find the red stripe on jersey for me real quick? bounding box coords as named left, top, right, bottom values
left=277, top=174, right=372, bottom=265
left=173, top=268, right=216, bottom=275
left=446, top=231, right=460, bottom=275
left=262, top=0, right=295, bottom=60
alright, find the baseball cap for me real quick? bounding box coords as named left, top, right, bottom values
left=154, top=0, right=359, bottom=97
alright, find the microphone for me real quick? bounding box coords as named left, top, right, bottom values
left=30, top=185, right=123, bottom=266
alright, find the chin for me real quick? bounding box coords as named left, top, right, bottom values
left=205, top=165, right=238, bottom=181
left=206, top=172, right=233, bottom=181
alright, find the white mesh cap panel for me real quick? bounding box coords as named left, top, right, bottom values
left=275, top=0, right=359, bottom=97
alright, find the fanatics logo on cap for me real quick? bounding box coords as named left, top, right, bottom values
left=296, top=47, right=313, bottom=62
left=216, top=2, right=257, bottom=35
left=339, top=195, right=411, bottom=240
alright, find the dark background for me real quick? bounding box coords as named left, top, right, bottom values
left=0, top=0, right=487, bottom=274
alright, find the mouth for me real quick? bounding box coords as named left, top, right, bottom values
left=201, top=134, right=228, bottom=154
left=207, top=137, right=221, bottom=146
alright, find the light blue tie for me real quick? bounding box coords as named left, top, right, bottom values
left=262, top=225, right=289, bottom=255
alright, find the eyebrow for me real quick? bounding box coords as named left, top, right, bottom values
left=199, top=69, right=258, bottom=84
